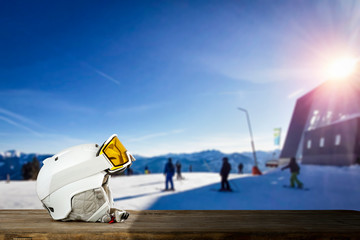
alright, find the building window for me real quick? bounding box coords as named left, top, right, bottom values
left=325, top=111, right=333, bottom=125
left=308, top=110, right=320, bottom=130
left=319, top=137, right=325, bottom=147
left=307, top=140, right=312, bottom=149
left=335, top=134, right=341, bottom=146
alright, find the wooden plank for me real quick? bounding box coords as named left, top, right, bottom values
left=0, top=210, right=359, bottom=240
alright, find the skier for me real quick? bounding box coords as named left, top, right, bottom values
left=164, top=158, right=175, bottom=191
left=220, top=157, right=232, bottom=191
left=238, top=163, right=243, bottom=174
left=176, top=160, right=182, bottom=180
left=281, top=157, right=303, bottom=189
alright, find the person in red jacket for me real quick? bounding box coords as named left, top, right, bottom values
left=281, top=157, right=303, bottom=188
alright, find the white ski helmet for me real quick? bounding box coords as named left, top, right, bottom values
left=36, top=134, right=135, bottom=223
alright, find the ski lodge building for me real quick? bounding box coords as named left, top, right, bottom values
left=280, top=77, right=360, bottom=166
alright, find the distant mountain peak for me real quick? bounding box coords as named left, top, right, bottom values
left=199, top=149, right=223, bottom=154
left=1, top=150, right=22, bottom=158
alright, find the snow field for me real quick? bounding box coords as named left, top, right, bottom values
left=0, top=165, right=359, bottom=210
left=112, top=172, right=250, bottom=210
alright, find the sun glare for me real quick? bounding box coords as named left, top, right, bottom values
left=325, top=57, right=359, bottom=80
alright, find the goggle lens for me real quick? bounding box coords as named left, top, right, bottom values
left=101, top=136, right=129, bottom=167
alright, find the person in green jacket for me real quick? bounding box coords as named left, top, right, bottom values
left=281, top=157, right=303, bottom=188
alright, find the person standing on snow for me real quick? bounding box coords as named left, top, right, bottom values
left=238, top=163, right=243, bottom=174
left=220, top=157, right=232, bottom=191
left=281, top=157, right=303, bottom=188
left=176, top=160, right=182, bottom=180
left=144, top=165, right=150, bottom=174
left=164, top=158, right=175, bottom=191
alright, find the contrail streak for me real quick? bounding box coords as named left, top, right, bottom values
left=94, top=69, right=121, bottom=86
left=0, top=116, right=42, bottom=136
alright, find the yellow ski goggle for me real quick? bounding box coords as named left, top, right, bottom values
left=98, top=134, right=135, bottom=172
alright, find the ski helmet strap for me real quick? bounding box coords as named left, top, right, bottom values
left=106, top=210, right=129, bottom=223
left=108, top=208, right=129, bottom=223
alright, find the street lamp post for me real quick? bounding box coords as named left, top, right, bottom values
left=238, top=107, right=262, bottom=175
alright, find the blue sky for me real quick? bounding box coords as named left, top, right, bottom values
left=0, top=0, right=359, bottom=156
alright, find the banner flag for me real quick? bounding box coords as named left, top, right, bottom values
left=274, top=128, right=281, bottom=146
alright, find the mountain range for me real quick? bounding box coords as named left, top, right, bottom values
left=0, top=150, right=52, bottom=180
left=0, top=149, right=280, bottom=180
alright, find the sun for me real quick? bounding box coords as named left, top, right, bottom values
left=325, top=57, right=359, bottom=80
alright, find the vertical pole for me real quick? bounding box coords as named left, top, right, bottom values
left=244, top=110, right=258, bottom=167
left=238, top=107, right=261, bottom=175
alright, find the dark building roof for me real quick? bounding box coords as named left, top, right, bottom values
left=280, top=77, right=360, bottom=160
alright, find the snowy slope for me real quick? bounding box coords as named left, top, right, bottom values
left=0, top=180, right=42, bottom=209
left=112, top=165, right=360, bottom=210
left=0, top=165, right=359, bottom=210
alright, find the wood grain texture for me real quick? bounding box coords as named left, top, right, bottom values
left=0, top=210, right=359, bottom=240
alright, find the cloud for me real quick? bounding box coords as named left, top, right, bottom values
left=197, top=53, right=324, bottom=84
left=131, top=133, right=276, bottom=157
left=288, top=88, right=305, bottom=99
left=0, top=107, right=46, bottom=136
left=49, top=99, right=95, bottom=114
left=107, top=102, right=169, bottom=116
left=0, top=131, right=92, bottom=154
left=0, top=107, right=40, bottom=128
left=0, top=116, right=41, bottom=136
left=0, top=89, right=96, bottom=114
left=215, top=65, right=320, bottom=83
left=218, top=90, right=246, bottom=96
left=128, top=129, right=185, bottom=142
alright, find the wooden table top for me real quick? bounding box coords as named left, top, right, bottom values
left=0, top=210, right=359, bottom=240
